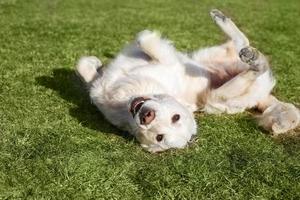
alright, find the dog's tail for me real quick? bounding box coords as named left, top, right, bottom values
left=76, top=56, right=102, bottom=84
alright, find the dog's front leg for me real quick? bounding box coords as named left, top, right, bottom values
left=136, top=30, right=179, bottom=65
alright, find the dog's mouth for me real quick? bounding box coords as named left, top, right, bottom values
left=130, top=97, right=150, bottom=117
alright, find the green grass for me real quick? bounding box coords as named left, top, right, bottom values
left=1, top=0, right=300, bottom=199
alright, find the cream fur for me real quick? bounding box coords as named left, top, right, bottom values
left=76, top=9, right=299, bottom=152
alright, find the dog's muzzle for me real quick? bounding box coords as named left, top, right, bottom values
left=130, top=97, right=156, bottom=125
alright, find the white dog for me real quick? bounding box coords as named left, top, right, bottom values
left=76, top=9, right=300, bottom=153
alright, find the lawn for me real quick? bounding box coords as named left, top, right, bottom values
left=0, top=0, right=300, bottom=199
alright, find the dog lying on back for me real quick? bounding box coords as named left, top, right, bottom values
left=76, top=9, right=300, bottom=153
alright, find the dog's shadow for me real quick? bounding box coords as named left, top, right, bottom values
left=35, top=68, right=134, bottom=140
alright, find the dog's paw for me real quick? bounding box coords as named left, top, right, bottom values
left=239, top=46, right=259, bottom=66
left=136, top=30, right=161, bottom=47
left=258, top=102, right=300, bottom=135
left=76, top=56, right=102, bottom=83
left=210, top=9, right=228, bottom=23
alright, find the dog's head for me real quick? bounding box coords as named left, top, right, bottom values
left=128, top=94, right=197, bottom=153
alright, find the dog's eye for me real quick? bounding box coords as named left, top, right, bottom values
left=172, top=114, right=180, bottom=123
left=156, top=134, right=164, bottom=142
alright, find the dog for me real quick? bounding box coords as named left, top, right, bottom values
left=76, top=9, right=300, bottom=153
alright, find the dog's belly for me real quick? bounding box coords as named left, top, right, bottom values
left=197, top=58, right=250, bottom=89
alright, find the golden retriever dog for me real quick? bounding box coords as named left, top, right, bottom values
left=76, top=9, right=299, bottom=153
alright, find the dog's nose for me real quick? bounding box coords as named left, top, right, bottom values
left=139, top=107, right=155, bottom=125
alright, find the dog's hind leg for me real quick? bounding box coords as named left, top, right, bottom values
left=202, top=44, right=274, bottom=114
left=207, top=10, right=300, bottom=133
left=135, top=30, right=179, bottom=65
left=256, top=95, right=300, bottom=135
left=202, top=10, right=275, bottom=113
left=204, top=70, right=275, bottom=114
left=210, top=9, right=249, bottom=53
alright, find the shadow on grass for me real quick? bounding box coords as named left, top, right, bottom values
left=274, top=134, right=300, bottom=156
left=35, top=68, right=134, bottom=141
left=238, top=112, right=300, bottom=156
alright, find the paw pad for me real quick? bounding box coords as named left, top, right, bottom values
left=239, top=47, right=259, bottom=65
